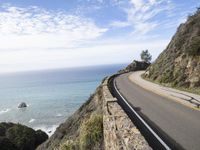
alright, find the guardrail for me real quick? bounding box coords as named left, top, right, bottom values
left=107, top=74, right=184, bottom=150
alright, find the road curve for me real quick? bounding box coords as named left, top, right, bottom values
left=115, top=73, right=200, bottom=150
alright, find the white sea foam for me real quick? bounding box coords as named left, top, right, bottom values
left=56, top=113, right=63, bottom=117
left=0, top=108, right=10, bottom=115
left=29, top=119, right=35, bottom=123
left=34, top=125, right=58, bottom=137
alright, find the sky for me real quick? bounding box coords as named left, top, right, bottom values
left=0, top=0, right=199, bottom=73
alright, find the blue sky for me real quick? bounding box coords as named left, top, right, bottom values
left=0, top=0, right=199, bottom=73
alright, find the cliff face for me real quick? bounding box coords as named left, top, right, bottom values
left=37, top=85, right=104, bottom=150
left=145, top=9, right=200, bottom=88
left=37, top=76, right=151, bottom=150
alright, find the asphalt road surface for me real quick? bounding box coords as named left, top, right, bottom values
left=115, top=73, right=200, bottom=150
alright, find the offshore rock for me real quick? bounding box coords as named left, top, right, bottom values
left=18, top=102, right=27, bottom=108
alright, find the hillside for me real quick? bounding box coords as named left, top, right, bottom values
left=145, top=9, right=200, bottom=88
left=37, top=85, right=104, bottom=150
left=37, top=72, right=151, bottom=150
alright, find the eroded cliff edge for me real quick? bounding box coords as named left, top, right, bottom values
left=37, top=77, right=151, bottom=150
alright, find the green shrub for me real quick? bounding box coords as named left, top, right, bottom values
left=79, top=115, right=103, bottom=150
left=0, top=123, right=48, bottom=150
left=0, top=125, right=6, bottom=136
left=6, top=124, right=36, bottom=150
left=60, top=140, right=78, bottom=150
left=160, top=69, right=174, bottom=83
left=35, top=130, right=48, bottom=146
left=0, top=137, right=18, bottom=150
left=186, top=36, right=200, bottom=55
left=172, top=67, right=188, bottom=87
left=59, top=114, right=103, bottom=150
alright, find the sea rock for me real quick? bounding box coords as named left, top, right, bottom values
left=18, top=102, right=27, bottom=108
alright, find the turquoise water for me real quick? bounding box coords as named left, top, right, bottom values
left=0, top=64, right=126, bottom=135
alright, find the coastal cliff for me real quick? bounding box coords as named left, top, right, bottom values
left=0, top=62, right=151, bottom=150
left=37, top=82, right=104, bottom=150
left=145, top=9, right=200, bottom=89
left=37, top=76, right=151, bottom=150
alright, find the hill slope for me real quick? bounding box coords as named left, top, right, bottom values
left=37, top=85, right=104, bottom=150
left=145, top=9, right=200, bottom=88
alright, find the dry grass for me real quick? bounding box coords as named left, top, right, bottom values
left=59, top=114, right=103, bottom=150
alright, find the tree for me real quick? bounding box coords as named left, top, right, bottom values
left=140, top=50, right=152, bottom=63
left=197, top=7, right=200, bottom=13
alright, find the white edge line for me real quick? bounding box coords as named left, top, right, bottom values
left=113, top=78, right=171, bottom=150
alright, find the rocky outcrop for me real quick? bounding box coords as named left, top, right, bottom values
left=18, top=102, right=27, bottom=108
left=145, top=9, right=200, bottom=88
left=118, top=60, right=150, bottom=74
left=0, top=122, right=48, bottom=150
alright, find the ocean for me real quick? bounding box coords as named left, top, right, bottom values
left=0, top=64, right=126, bottom=135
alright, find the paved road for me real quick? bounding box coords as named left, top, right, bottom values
left=115, top=73, right=200, bottom=150
left=129, top=71, right=200, bottom=109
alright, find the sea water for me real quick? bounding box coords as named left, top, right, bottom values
left=0, top=64, right=126, bottom=135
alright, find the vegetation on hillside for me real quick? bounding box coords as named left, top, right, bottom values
left=145, top=8, right=200, bottom=89
left=60, top=114, right=103, bottom=150
left=37, top=86, right=104, bottom=150
left=0, top=122, right=48, bottom=150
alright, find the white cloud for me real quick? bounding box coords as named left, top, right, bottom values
left=130, top=0, right=144, bottom=10
left=0, top=4, right=110, bottom=73
left=0, top=1, right=189, bottom=73
left=0, top=5, right=107, bottom=49
left=110, top=21, right=130, bottom=28
left=110, top=0, right=173, bottom=34
left=0, top=38, right=169, bottom=73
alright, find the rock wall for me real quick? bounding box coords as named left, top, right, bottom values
left=102, top=78, right=151, bottom=150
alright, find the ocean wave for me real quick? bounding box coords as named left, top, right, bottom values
left=0, top=108, right=11, bottom=115
left=29, top=119, right=35, bottom=123
left=56, top=113, right=63, bottom=117
left=34, top=125, right=58, bottom=137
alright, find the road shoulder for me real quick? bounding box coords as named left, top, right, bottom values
left=129, top=71, right=200, bottom=111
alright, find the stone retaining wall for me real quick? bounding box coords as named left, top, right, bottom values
left=102, top=78, right=151, bottom=150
